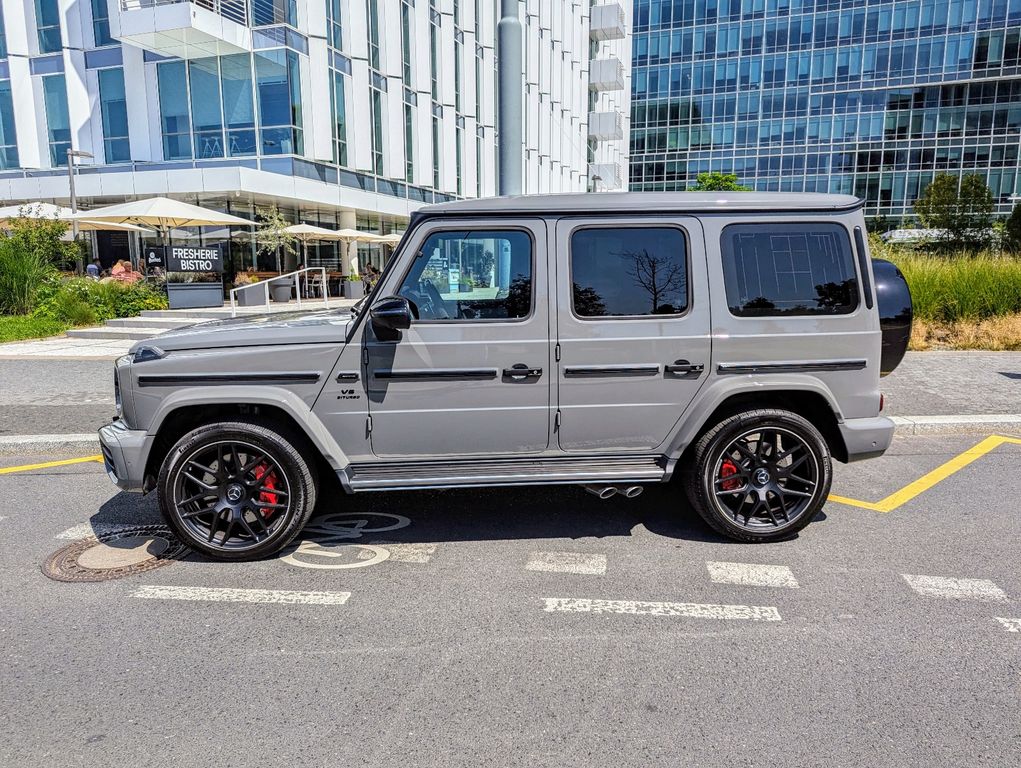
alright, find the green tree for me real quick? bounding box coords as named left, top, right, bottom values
left=913, top=173, right=994, bottom=250
left=689, top=172, right=751, bottom=192
left=254, top=205, right=296, bottom=273
left=1003, top=202, right=1021, bottom=253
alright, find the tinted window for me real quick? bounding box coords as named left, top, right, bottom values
left=571, top=227, right=688, bottom=317
left=721, top=223, right=859, bottom=316
left=397, top=230, right=532, bottom=321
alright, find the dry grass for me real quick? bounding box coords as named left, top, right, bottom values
left=909, top=314, right=1021, bottom=351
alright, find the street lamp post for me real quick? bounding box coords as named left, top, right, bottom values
left=66, top=149, right=93, bottom=273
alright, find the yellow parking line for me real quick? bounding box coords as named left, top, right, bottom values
left=828, top=434, right=1021, bottom=513
left=0, top=455, right=105, bottom=475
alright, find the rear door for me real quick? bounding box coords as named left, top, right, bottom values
left=554, top=217, right=711, bottom=452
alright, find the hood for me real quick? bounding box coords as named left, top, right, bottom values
left=130, top=309, right=354, bottom=354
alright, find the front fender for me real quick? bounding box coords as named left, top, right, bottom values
left=147, top=386, right=350, bottom=470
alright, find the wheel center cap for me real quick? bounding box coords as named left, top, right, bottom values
left=753, top=468, right=771, bottom=486
left=225, top=483, right=245, bottom=503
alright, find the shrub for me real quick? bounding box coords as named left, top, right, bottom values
left=886, top=252, right=1021, bottom=322
left=33, top=276, right=168, bottom=326
left=0, top=238, right=57, bottom=315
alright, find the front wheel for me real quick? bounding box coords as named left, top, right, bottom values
left=158, top=421, right=318, bottom=560
left=683, top=409, right=832, bottom=542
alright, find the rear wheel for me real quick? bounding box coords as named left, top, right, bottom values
left=158, top=421, right=317, bottom=560
left=684, top=409, right=831, bottom=542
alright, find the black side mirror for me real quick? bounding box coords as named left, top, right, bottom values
left=370, top=296, right=413, bottom=333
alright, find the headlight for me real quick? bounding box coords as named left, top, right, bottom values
left=131, top=345, right=166, bottom=364
left=114, top=355, right=131, bottom=419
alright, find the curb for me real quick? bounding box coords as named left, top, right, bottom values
left=2, top=416, right=1020, bottom=457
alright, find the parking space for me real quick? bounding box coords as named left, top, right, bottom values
left=1, top=433, right=1019, bottom=766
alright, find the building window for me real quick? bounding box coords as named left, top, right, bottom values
left=326, top=0, right=343, bottom=50
left=431, top=112, right=441, bottom=189
left=720, top=224, right=859, bottom=317
left=330, top=68, right=348, bottom=166
left=252, top=0, right=297, bottom=27
left=0, top=81, right=19, bottom=169
left=91, top=0, right=113, bottom=47
left=42, top=74, right=70, bottom=166
left=570, top=228, right=689, bottom=317
left=365, top=0, right=380, bottom=71
left=220, top=54, right=257, bottom=157
left=369, top=86, right=384, bottom=175
left=401, top=0, right=413, bottom=85
left=454, top=30, right=463, bottom=114
left=157, top=61, right=192, bottom=160
left=190, top=58, right=225, bottom=158
left=404, top=102, right=415, bottom=182
left=255, top=48, right=303, bottom=155
left=455, top=123, right=463, bottom=197
left=430, top=9, right=440, bottom=101
left=0, top=12, right=7, bottom=58
left=35, top=0, right=62, bottom=53
left=98, top=68, right=130, bottom=163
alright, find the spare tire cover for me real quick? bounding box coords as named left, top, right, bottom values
left=872, top=258, right=913, bottom=376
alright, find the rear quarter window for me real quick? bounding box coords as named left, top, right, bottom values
left=720, top=223, right=859, bottom=317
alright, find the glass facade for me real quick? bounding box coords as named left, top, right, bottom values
left=0, top=80, right=18, bottom=169
left=330, top=68, right=349, bottom=166
left=91, top=0, right=114, bottom=47
left=36, top=0, right=62, bottom=53
left=42, top=74, right=70, bottom=166
left=630, top=0, right=1021, bottom=219
left=98, top=67, right=130, bottom=163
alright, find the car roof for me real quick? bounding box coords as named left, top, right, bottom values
left=418, top=191, right=863, bottom=217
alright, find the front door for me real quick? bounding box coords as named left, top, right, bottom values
left=364, top=219, right=551, bottom=459
left=554, top=217, right=712, bottom=452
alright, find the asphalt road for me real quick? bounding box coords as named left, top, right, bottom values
left=0, top=353, right=1019, bottom=437
left=1, top=434, right=1018, bottom=767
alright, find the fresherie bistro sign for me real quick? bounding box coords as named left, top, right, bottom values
left=165, top=244, right=224, bottom=273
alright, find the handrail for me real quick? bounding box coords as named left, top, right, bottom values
left=120, top=0, right=249, bottom=26
left=229, top=266, right=329, bottom=318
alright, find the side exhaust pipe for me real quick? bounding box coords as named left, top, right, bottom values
left=583, top=484, right=618, bottom=499
left=622, top=485, right=644, bottom=499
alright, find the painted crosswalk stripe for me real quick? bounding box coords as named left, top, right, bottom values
left=131, top=585, right=351, bottom=605
left=527, top=552, right=607, bottom=575
left=902, top=574, right=1008, bottom=603
left=543, top=597, right=781, bottom=621
left=995, top=617, right=1021, bottom=633
left=707, top=561, right=799, bottom=589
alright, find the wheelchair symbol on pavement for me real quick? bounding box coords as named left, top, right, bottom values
left=279, top=512, right=412, bottom=570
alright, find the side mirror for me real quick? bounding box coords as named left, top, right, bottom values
left=370, top=296, right=413, bottom=333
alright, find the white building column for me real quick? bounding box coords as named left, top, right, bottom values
left=340, top=208, right=358, bottom=277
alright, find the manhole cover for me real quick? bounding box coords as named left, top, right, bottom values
left=42, top=525, right=189, bottom=583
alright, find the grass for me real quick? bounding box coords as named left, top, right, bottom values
left=909, top=315, right=1021, bottom=351
left=0, top=315, right=69, bottom=343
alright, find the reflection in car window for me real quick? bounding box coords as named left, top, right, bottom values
left=570, top=227, right=688, bottom=317
left=397, top=230, right=532, bottom=321
left=721, top=223, right=859, bottom=316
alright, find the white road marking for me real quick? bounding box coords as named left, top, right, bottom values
left=279, top=541, right=390, bottom=570
left=995, top=617, right=1021, bottom=633
left=372, top=542, right=438, bottom=563
left=527, top=551, right=607, bottom=575
left=902, top=574, right=1009, bottom=603
left=131, top=585, right=351, bottom=605
left=543, top=597, right=781, bottom=621
left=707, top=561, right=799, bottom=589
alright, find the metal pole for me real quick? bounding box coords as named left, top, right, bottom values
left=497, top=0, right=523, bottom=196
left=66, top=150, right=81, bottom=273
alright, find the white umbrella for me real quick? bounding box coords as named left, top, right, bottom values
left=364, top=233, right=405, bottom=246
left=72, top=196, right=251, bottom=240
left=282, top=223, right=352, bottom=269
left=0, top=202, right=151, bottom=232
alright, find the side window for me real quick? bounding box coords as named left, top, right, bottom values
left=570, top=227, right=688, bottom=317
left=720, top=223, right=859, bottom=317
left=397, top=230, right=532, bottom=321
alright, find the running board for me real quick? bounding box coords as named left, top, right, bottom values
left=340, top=455, right=669, bottom=492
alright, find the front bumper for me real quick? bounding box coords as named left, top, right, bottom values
left=838, top=415, right=895, bottom=462
left=98, top=421, right=150, bottom=492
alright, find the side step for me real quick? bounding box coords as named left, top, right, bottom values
left=342, top=455, right=668, bottom=492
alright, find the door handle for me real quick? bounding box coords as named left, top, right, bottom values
left=503, top=364, right=543, bottom=381
left=665, top=360, right=705, bottom=376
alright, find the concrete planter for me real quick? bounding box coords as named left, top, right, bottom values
left=270, top=278, right=295, bottom=302
left=167, top=282, right=224, bottom=309
left=234, top=284, right=266, bottom=307
left=344, top=280, right=365, bottom=300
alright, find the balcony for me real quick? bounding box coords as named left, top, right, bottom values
left=589, top=56, right=624, bottom=92
left=117, top=0, right=252, bottom=59
left=589, top=162, right=623, bottom=191
left=588, top=111, right=623, bottom=141
left=590, top=3, right=626, bottom=41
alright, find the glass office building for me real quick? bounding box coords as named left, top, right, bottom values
left=630, top=0, right=1021, bottom=220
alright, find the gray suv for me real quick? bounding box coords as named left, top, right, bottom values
left=99, top=192, right=911, bottom=560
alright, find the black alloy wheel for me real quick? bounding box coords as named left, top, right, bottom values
left=684, top=409, right=832, bottom=542
left=159, top=421, right=316, bottom=560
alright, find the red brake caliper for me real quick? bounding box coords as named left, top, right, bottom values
left=252, top=462, right=279, bottom=517
left=719, top=459, right=742, bottom=492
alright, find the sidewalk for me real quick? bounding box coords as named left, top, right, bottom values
left=0, top=348, right=1017, bottom=451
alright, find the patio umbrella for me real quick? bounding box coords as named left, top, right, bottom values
left=281, top=223, right=350, bottom=268
left=0, top=202, right=151, bottom=232
left=72, top=196, right=251, bottom=243
left=364, top=233, right=405, bottom=246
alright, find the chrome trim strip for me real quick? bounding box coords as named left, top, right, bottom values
left=563, top=365, right=660, bottom=378
left=717, top=360, right=867, bottom=375
left=137, top=372, right=321, bottom=387
left=374, top=368, right=499, bottom=381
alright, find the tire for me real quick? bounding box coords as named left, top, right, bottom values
left=158, top=420, right=318, bottom=561
left=683, top=409, right=832, bottom=542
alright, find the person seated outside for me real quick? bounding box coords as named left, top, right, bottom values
left=86, top=258, right=101, bottom=280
